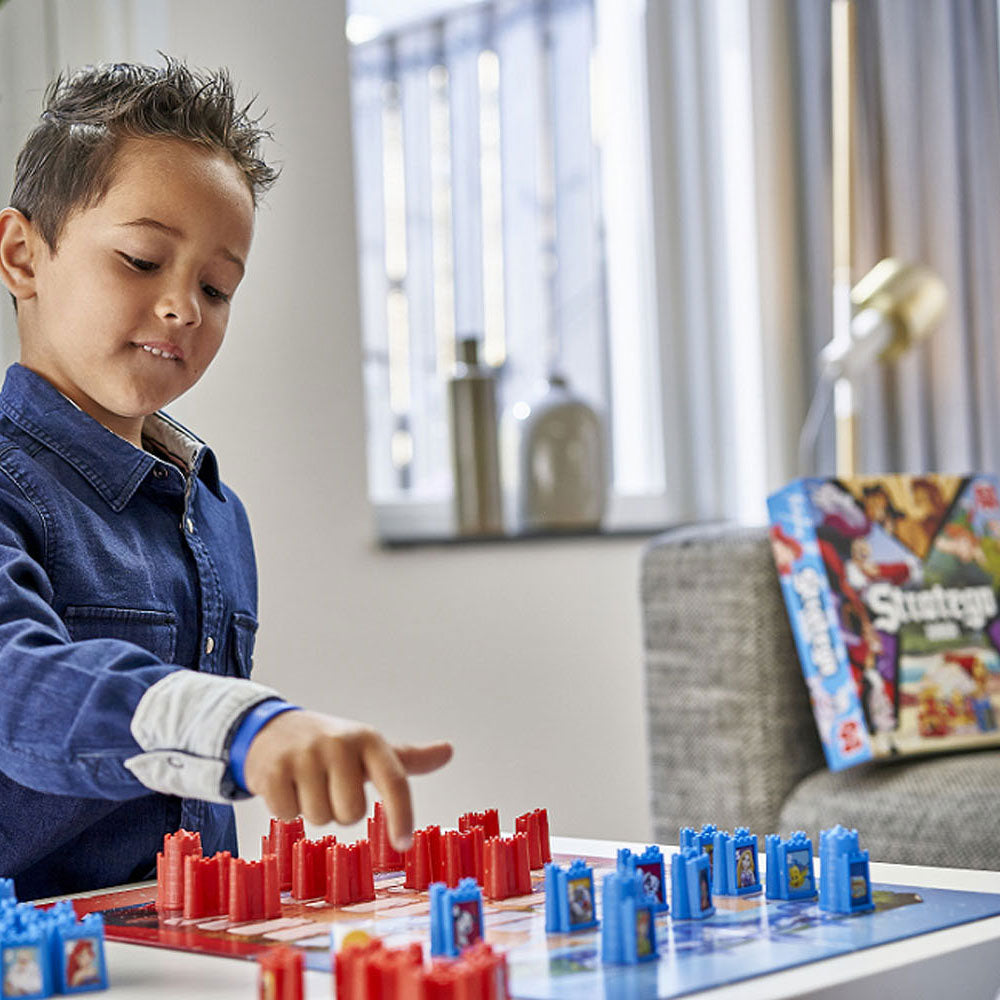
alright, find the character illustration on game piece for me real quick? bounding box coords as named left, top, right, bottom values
left=568, top=877, right=594, bottom=926
left=785, top=849, right=813, bottom=893
left=635, top=909, right=654, bottom=957
left=638, top=863, right=664, bottom=906
left=452, top=901, right=482, bottom=951
left=65, top=938, right=101, bottom=988
left=736, top=847, right=757, bottom=889
left=699, top=870, right=711, bottom=911
left=850, top=867, right=869, bottom=901
left=2, top=946, right=43, bottom=997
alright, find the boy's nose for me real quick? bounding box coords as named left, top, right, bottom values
left=156, top=286, right=201, bottom=327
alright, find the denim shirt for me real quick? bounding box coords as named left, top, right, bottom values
left=0, top=364, right=277, bottom=899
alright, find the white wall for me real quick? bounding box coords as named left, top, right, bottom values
left=1, top=0, right=653, bottom=848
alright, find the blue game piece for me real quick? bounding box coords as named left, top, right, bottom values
left=711, top=827, right=761, bottom=896
left=600, top=871, right=658, bottom=965
left=679, top=824, right=718, bottom=877
left=55, top=914, right=108, bottom=994
left=670, top=848, right=714, bottom=920
left=0, top=882, right=12, bottom=905
left=616, top=846, right=668, bottom=913
left=1, top=919, right=54, bottom=1000
left=430, top=878, right=485, bottom=958
left=544, top=860, right=598, bottom=933
left=765, top=832, right=817, bottom=901
left=819, top=826, right=874, bottom=915
left=0, top=889, right=108, bottom=999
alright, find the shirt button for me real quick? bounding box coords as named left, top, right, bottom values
left=152, top=466, right=168, bottom=480
left=205, top=636, right=215, bottom=655
left=186, top=518, right=195, bottom=533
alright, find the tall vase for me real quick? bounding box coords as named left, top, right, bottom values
left=447, top=337, right=503, bottom=535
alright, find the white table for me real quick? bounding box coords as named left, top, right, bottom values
left=86, top=837, right=1000, bottom=999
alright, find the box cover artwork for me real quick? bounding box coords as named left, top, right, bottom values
left=767, top=474, right=1000, bottom=770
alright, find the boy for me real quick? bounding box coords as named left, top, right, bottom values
left=0, top=59, right=451, bottom=899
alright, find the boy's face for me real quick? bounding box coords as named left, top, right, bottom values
left=12, top=136, right=254, bottom=445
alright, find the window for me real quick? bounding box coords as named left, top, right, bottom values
left=347, top=0, right=665, bottom=539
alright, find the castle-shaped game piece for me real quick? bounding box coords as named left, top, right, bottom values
left=483, top=834, right=532, bottom=900
left=617, top=846, right=668, bottom=913
left=261, top=817, right=305, bottom=893
left=544, top=860, right=598, bottom=933
left=514, top=809, right=551, bottom=869
left=0, top=896, right=108, bottom=997
left=600, top=870, right=658, bottom=965
left=679, top=824, right=719, bottom=877
left=819, top=825, right=874, bottom=914
left=430, top=878, right=485, bottom=958
left=670, top=848, right=714, bottom=920
left=765, top=831, right=817, bottom=901
left=257, top=945, right=303, bottom=1000
left=368, top=801, right=404, bottom=873
left=711, top=827, right=761, bottom=896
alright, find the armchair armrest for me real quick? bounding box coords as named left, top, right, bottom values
left=641, top=523, right=824, bottom=841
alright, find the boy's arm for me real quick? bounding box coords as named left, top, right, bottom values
left=0, top=481, right=278, bottom=802
left=0, top=481, right=452, bottom=835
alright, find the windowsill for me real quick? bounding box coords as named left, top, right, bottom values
left=379, top=524, right=672, bottom=548
left=372, top=492, right=686, bottom=547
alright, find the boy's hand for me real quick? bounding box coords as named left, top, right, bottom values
left=242, top=710, right=453, bottom=850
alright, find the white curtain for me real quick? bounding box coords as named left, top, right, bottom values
left=0, top=0, right=168, bottom=365
left=646, top=0, right=1000, bottom=524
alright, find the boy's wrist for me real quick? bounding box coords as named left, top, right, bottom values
left=227, top=699, right=301, bottom=794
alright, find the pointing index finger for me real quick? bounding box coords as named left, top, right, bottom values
left=361, top=734, right=414, bottom=851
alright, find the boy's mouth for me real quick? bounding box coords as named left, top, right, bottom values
left=133, top=342, right=184, bottom=362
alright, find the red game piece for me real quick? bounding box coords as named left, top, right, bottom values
left=258, top=945, right=304, bottom=1000
left=368, top=801, right=405, bottom=872
left=482, top=834, right=531, bottom=901
left=326, top=840, right=375, bottom=906
left=229, top=855, right=281, bottom=923
left=156, top=829, right=202, bottom=911
left=261, top=817, right=306, bottom=892
left=291, top=834, right=337, bottom=901
left=514, top=809, right=551, bottom=869
left=183, top=851, right=231, bottom=919
left=457, top=941, right=509, bottom=1000
left=335, top=939, right=424, bottom=1000
left=458, top=809, right=500, bottom=840
left=442, top=828, right=485, bottom=888
left=404, top=826, right=443, bottom=891
left=415, top=944, right=509, bottom=1000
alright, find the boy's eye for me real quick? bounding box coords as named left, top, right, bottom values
left=202, top=284, right=231, bottom=303
left=121, top=253, right=157, bottom=272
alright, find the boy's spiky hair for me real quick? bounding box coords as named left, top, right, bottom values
left=10, top=56, right=278, bottom=249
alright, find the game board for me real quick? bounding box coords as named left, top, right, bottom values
left=69, top=846, right=1000, bottom=999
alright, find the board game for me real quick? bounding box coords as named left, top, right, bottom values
left=68, top=838, right=1000, bottom=999
left=767, top=473, right=1000, bottom=769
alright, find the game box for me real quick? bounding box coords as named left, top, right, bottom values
left=767, top=473, right=1000, bottom=770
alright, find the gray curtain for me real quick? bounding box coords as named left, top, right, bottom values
left=793, top=0, right=1000, bottom=477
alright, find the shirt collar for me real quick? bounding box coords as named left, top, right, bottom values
left=0, top=363, right=225, bottom=510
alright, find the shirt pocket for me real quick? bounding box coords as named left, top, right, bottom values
left=63, top=606, right=178, bottom=663
left=228, top=612, right=258, bottom=679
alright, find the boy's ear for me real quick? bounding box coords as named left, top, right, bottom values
left=0, top=208, right=40, bottom=302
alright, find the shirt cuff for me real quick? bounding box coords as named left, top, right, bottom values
left=227, top=699, right=301, bottom=793
left=124, top=670, right=280, bottom=802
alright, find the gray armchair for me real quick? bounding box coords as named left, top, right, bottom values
left=642, top=522, right=1000, bottom=869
